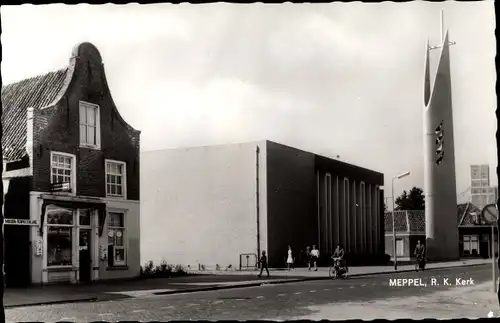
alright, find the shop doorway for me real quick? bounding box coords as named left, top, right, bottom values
left=79, top=229, right=92, bottom=283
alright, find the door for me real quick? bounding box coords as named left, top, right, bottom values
left=79, top=229, right=92, bottom=283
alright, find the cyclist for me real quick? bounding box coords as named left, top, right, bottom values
left=331, top=244, right=347, bottom=272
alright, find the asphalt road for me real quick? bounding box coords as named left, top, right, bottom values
left=6, top=264, right=493, bottom=322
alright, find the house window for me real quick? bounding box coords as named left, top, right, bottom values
left=51, top=152, right=75, bottom=193
left=46, top=205, right=74, bottom=267
left=106, top=160, right=126, bottom=198
left=396, top=239, right=404, bottom=256
left=79, top=101, right=100, bottom=148
left=108, top=211, right=126, bottom=266
left=463, top=235, right=479, bottom=256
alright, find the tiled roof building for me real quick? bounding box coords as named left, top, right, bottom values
left=384, top=210, right=425, bottom=233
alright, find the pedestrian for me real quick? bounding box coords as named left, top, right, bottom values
left=258, top=250, right=270, bottom=278
left=286, top=245, right=294, bottom=271
left=305, top=246, right=312, bottom=270
left=414, top=240, right=426, bottom=271
left=311, top=245, right=319, bottom=271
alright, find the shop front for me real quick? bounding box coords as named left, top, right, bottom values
left=29, top=193, right=140, bottom=285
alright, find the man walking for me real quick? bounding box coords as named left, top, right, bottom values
left=258, top=250, right=270, bottom=278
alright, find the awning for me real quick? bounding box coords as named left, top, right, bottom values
left=39, top=199, right=107, bottom=236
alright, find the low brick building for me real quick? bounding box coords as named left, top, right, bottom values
left=384, top=210, right=425, bottom=262
left=384, top=203, right=498, bottom=262
left=2, top=42, right=141, bottom=286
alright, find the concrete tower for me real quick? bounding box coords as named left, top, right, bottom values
left=423, top=25, right=460, bottom=261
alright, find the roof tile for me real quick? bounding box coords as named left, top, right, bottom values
left=384, top=211, right=408, bottom=232
left=459, top=202, right=488, bottom=226
left=1, top=68, right=68, bottom=161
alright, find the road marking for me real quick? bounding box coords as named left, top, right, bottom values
left=132, top=310, right=145, bottom=313
left=60, top=318, right=76, bottom=321
left=212, top=301, right=224, bottom=304
left=338, top=287, right=343, bottom=290
left=361, top=284, right=367, bottom=287
left=256, top=296, right=264, bottom=299
left=323, top=289, right=330, bottom=291
left=277, top=293, right=286, bottom=296
left=187, top=303, right=200, bottom=306
left=161, top=306, right=175, bottom=309
left=98, top=313, right=114, bottom=316
left=310, top=290, right=316, bottom=293
left=294, top=292, right=302, bottom=295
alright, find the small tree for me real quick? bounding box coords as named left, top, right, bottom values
left=395, top=187, right=425, bottom=211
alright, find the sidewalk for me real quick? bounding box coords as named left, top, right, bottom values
left=4, top=258, right=491, bottom=308
left=189, top=258, right=491, bottom=277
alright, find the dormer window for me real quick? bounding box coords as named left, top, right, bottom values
left=79, top=100, right=101, bottom=149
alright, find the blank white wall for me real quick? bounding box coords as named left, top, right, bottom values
left=140, top=141, right=267, bottom=269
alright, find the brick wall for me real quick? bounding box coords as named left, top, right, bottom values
left=32, top=43, right=140, bottom=200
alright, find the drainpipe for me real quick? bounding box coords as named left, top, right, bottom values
left=256, top=146, right=261, bottom=268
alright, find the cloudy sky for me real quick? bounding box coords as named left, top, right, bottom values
left=1, top=2, right=496, bottom=203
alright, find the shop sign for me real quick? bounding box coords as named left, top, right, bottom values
left=50, top=182, right=71, bottom=192
left=35, top=240, right=43, bottom=256
left=4, top=218, right=39, bottom=226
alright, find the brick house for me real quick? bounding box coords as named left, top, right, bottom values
left=457, top=202, right=498, bottom=259
left=384, top=210, right=425, bottom=262
left=1, top=42, right=141, bottom=286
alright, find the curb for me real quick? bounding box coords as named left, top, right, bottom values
left=154, top=262, right=489, bottom=295
left=4, top=297, right=98, bottom=309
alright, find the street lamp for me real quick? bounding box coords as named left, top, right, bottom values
left=392, top=171, right=411, bottom=271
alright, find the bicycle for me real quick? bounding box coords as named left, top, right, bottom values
left=329, top=258, right=348, bottom=279
left=414, top=255, right=426, bottom=272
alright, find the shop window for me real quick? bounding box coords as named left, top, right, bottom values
left=106, top=160, right=127, bottom=198
left=46, top=206, right=74, bottom=267
left=108, top=211, right=126, bottom=267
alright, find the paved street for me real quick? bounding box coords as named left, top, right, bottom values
left=6, top=264, right=498, bottom=322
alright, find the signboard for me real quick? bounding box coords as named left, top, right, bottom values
left=4, top=219, right=39, bottom=226
left=50, top=182, right=71, bottom=193
left=482, top=204, right=498, bottom=224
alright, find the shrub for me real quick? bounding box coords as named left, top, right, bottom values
left=140, top=260, right=189, bottom=279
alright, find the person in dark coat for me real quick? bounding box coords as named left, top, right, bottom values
left=414, top=240, right=426, bottom=271
left=258, top=251, right=270, bottom=278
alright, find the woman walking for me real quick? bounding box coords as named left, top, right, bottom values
left=286, top=245, right=294, bottom=271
